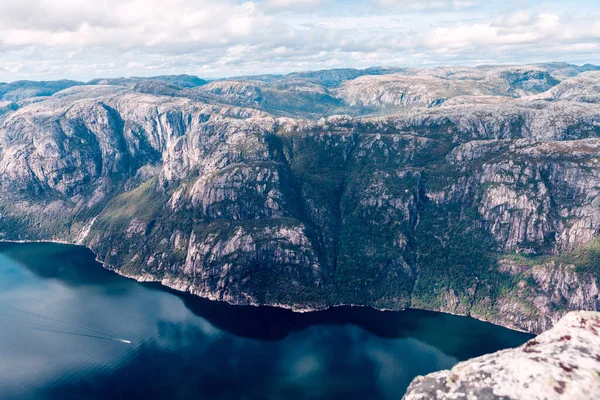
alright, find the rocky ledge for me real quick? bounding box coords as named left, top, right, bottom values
left=403, top=311, right=600, bottom=399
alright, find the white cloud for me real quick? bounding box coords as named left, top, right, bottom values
left=264, top=0, right=331, bottom=11
left=376, top=0, right=475, bottom=10
left=426, top=12, right=600, bottom=50
left=493, top=11, right=533, bottom=27
left=0, top=0, right=597, bottom=81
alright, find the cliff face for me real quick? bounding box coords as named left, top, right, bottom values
left=0, top=64, right=599, bottom=333
left=403, top=311, right=600, bottom=399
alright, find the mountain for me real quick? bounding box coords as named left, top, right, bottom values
left=0, top=79, right=85, bottom=101
left=141, top=74, right=208, bottom=88
left=87, top=74, right=208, bottom=89
left=228, top=67, right=404, bottom=86
left=527, top=71, right=600, bottom=103
left=0, top=63, right=599, bottom=333
left=195, top=66, right=562, bottom=117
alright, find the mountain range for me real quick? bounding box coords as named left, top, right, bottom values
left=1, top=62, right=600, bottom=334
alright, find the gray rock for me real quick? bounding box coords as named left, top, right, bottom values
left=403, top=311, right=600, bottom=400
left=0, top=63, right=599, bottom=333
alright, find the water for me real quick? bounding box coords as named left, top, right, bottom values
left=0, top=242, right=532, bottom=400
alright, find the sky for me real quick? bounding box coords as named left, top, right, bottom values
left=0, top=0, right=598, bottom=82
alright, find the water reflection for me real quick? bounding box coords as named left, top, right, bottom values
left=0, top=242, right=531, bottom=400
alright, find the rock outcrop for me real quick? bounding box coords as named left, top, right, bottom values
left=0, top=63, right=599, bottom=333
left=403, top=311, right=600, bottom=400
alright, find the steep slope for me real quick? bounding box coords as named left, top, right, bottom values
left=0, top=65, right=599, bottom=333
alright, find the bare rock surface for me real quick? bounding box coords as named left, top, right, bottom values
left=0, top=64, right=599, bottom=333
left=403, top=311, right=600, bottom=400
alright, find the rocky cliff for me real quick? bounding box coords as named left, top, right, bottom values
left=0, top=63, right=599, bottom=333
left=403, top=311, right=600, bottom=399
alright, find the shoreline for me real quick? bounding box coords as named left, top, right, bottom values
left=0, top=238, right=531, bottom=335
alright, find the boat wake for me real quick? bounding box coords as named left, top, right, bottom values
left=0, top=304, right=132, bottom=345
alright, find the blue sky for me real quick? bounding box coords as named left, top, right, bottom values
left=0, top=0, right=598, bottom=82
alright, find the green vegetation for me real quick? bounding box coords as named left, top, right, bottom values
left=3, top=87, right=600, bottom=333
left=560, top=239, right=600, bottom=275
left=500, top=238, right=600, bottom=277
left=411, top=200, right=504, bottom=315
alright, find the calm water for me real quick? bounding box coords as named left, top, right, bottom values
left=0, top=242, right=532, bottom=400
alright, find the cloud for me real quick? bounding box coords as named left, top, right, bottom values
left=0, top=0, right=597, bottom=81
left=493, top=11, right=533, bottom=27
left=0, top=0, right=273, bottom=47
left=264, top=0, right=331, bottom=11
left=376, top=0, right=475, bottom=10
left=0, top=0, right=117, bottom=31
left=426, top=13, right=600, bottom=50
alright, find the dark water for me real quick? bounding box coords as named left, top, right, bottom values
left=0, top=242, right=532, bottom=400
